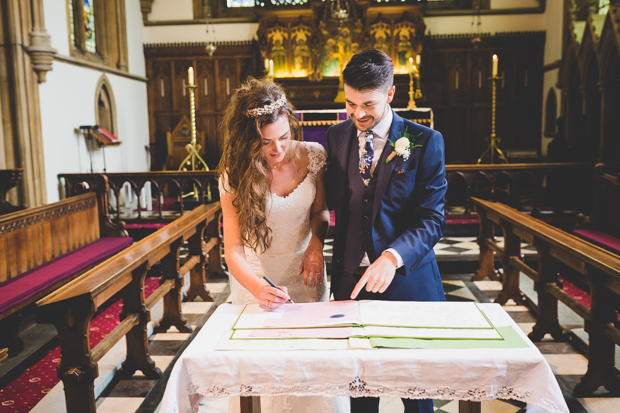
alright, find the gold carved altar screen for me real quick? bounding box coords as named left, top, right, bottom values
left=256, top=0, right=426, bottom=81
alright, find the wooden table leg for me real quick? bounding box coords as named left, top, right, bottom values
left=459, top=400, right=481, bottom=413
left=240, top=396, right=261, bottom=413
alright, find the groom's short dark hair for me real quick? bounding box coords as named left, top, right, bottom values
left=343, top=48, right=394, bottom=93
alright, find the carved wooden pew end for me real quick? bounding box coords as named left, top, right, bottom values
left=37, top=202, right=223, bottom=413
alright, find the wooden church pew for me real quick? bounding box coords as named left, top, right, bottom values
left=574, top=163, right=620, bottom=255
left=36, top=201, right=222, bottom=413
left=472, top=197, right=620, bottom=397
left=0, top=176, right=131, bottom=356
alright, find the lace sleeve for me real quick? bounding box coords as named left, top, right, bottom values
left=218, top=172, right=233, bottom=196
left=305, top=142, right=327, bottom=174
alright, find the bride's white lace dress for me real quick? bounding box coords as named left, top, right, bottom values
left=219, top=141, right=347, bottom=413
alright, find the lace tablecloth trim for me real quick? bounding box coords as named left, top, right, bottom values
left=184, top=376, right=565, bottom=412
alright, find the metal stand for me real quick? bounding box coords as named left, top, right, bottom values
left=477, top=75, right=508, bottom=164
left=407, top=64, right=423, bottom=110
left=407, top=68, right=417, bottom=109
left=181, top=78, right=211, bottom=202
left=80, top=125, right=109, bottom=173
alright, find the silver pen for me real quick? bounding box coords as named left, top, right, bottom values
left=263, top=276, right=295, bottom=304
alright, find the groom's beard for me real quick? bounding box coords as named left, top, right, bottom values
left=350, top=104, right=389, bottom=132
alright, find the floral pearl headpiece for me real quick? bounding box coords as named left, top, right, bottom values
left=245, top=96, right=287, bottom=118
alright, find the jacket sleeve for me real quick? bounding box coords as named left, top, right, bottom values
left=388, top=129, right=447, bottom=272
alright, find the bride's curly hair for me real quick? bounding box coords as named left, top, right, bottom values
left=217, top=77, right=301, bottom=253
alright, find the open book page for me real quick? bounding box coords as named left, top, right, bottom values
left=231, top=325, right=500, bottom=340
left=215, top=330, right=353, bottom=351
left=362, top=326, right=502, bottom=339
left=231, top=326, right=359, bottom=339
left=359, top=301, right=492, bottom=329
left=233, top=301, right=361, bottom=330
left=369, top=326, right=529, bottom=349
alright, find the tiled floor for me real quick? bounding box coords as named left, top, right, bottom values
left=27, top=238, right=620, bottom=413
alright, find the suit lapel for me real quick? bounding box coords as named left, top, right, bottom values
left=341, top=121, right=358, bottom=182
left=373, top=110, right=403, bottom=225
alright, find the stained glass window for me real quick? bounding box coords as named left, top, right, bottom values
left=227, top=0, right=255, bottom=7
left=227, top=0, right=308, bottom=6
left=68, top=1, right=75, bottom=45
left=84, top=0, right=96, bottom=53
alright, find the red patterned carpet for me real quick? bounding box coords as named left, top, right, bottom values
left=558, top=276, right=591, bottom=308
left=0, top=278, right=159, bottom=413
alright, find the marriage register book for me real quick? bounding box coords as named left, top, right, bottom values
left=230, top=301, right=503, bottom=341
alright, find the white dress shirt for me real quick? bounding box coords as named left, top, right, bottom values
left=355, top=108, right=404, bottom=269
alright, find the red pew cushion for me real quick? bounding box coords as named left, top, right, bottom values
left=573, top=229, right=620, bottom=255
left=0, top=237, right=133, bottom=314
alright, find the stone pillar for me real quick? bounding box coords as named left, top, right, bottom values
left=0, top=0, right=56, bottom=207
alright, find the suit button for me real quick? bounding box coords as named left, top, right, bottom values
left=364, top=230, right=370, bottom=235
left=360, top=245, right=365, bottom=251
left=364, top=215, right=369, bottom=219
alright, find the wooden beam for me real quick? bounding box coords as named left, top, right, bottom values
left=91, top=313, right=139, bottom=362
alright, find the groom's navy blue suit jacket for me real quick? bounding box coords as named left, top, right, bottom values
left=325, top=110, right=447, bottom=302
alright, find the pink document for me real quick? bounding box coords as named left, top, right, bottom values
left=248, top=327, right=355, bottom=339
left=263, top=301, right=361, bottom=328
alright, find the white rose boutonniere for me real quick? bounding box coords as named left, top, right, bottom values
left=386, top=127, right=423, bottom=164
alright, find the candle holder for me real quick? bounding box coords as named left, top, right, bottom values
left=407, top=64, right=423, bottom=110
left=477, top=74, right=508, bottom=164
left=413, top=64, right=423, bottom=101
left=180, top=77, right=211, bottom=201
left=407, top=66, right=417, bottom=109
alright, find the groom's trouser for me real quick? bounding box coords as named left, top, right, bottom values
left=335, top=268, right=434, bottom=413
left=351, top=396, right=432, bottom=413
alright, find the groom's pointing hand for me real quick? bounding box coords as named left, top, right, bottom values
left=350, top=252, right=397, bottom=299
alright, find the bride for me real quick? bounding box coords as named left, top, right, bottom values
left=217, top=78, right=346, bottom=412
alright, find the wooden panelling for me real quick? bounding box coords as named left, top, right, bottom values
left=145, top=42, right=260, bottom=171
left=420, top=32, right=545, bottom=163
left=0, top=193, right=101, bottom=278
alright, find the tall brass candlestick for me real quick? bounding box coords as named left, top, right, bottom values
left=477, top=73, right=508, bottom=164
left=413, top=64, right=423, bottom=100
left=180, top=67, right=211, bottom=200
left=407, top=57, right=416, bottom=109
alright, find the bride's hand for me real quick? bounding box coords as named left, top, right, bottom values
left=258, top=285, right=290, bottom=311
left=299, top=237, right=324, bottom=289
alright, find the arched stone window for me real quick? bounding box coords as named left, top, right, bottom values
left=95, top=75, right=117, bottom=134
left=67, top=0, right=128, bottom=71
left=544, top=88, right=557, bottom=137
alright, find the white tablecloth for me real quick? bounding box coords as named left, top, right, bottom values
left=160, top=303, right=569, bottom=413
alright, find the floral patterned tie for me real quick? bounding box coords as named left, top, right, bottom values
left=359, top=130, right=374, bottom=186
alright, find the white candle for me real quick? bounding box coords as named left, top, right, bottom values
left=269, top=59, right=274, bottom=77
left=416, top=54, right=421, bottom=65
left=492, top=54, right=498, bottom=77
left=226, top=77, right=230, bottom=95
left=409, top=57, right=413, bottom=73
left=188, top=66, right=194, bottom=85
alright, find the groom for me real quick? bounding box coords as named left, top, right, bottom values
left=325, top=49, right=447, bottom=413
